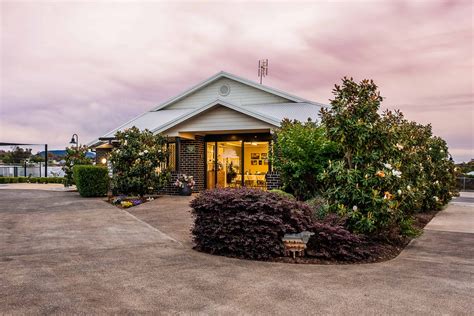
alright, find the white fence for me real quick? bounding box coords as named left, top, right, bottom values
left=0, top=164, right=64, bottom=178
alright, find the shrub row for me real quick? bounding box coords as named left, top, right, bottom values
left=73, top=165, right=109, bottom=197
left=0, top=177, right=64, bottom=184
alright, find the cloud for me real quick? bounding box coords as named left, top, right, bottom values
left=1, top=0, right=472, bottom=162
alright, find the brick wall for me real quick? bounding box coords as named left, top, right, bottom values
left=265, top=172, right=281, bottom=190
left=161, top=136, right=206, bottom=195
left=179, top=136, right=205, bottom=192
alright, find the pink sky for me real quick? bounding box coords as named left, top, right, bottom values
left=0, top=0, right=472, bottom=161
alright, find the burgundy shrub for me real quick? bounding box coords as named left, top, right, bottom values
left=190, top=188, right=313, bottom=260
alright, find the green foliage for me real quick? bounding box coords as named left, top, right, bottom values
left=109, top=127, right=170, bottom=196
left=0, top=176, right=63, bottom=184
left=0, top=146, right=33, bottom=164
left=62, top=145, right=93, bottom=187
left=268, top=189, right=295, bottom=200
left=320, top=77, right=457, bottom=236
left=305, top=196, right=329, bottom=220
left=272, top=119, right=341, bottom=200
left=73, top=165, right=109, bottom=197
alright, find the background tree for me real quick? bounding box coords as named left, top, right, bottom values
left=109, top=127, right=170, bottom=196
left=62, top=145, right=93, bottom=186
left=1, top=146, right=33, bottom=164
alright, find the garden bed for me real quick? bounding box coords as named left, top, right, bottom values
left=274, top=209, right=441, bottom=264
left=108, top=195, right=162, bottom=209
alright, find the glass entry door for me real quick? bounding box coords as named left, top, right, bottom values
left=206, top=141, right=242, bottom=189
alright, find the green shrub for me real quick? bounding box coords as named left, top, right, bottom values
left=110, top=127, right=170, bottom=196
left=0, top=177, right=8, bottom=184
left=9, top=177, right=19, bottom=183
left=272, top=119, right=341, bottom=200
left=268, top=189, right=295, bottom=200
left=320, top=77, right=457, bottom=236
left=305, top=196, right=328, bottom=220
left=73, top=165, right=109, bottom=197
left=63, top=145, right=93, bottom=187
left=18, top=177, right=27, bottom=183
left=191, top=188, right=313, bottom=260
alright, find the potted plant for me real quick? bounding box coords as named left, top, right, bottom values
left=174, top=174, right=195, bottom=196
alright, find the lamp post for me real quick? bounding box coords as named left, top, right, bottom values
left=69, top=134, right=79, bottom=149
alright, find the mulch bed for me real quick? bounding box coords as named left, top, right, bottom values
left=273, top=210, right=441, bottom=265
left=107, top=195, right=162, bottom=209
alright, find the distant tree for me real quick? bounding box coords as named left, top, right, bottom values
left=62, top=146, right=93, bottom=186
left=1, top=146, right=32, bottom=164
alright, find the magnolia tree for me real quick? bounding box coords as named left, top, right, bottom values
left=63, top=145, right=92, bottom=187
left=320, top=77, right=457, bottom=236
left=109, top=127, right=170, bottom=196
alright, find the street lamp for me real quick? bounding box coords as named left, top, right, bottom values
left=69, top=134, right=79, bottom=148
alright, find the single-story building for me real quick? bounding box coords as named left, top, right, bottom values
left=88, top=71, right=325, bottom=193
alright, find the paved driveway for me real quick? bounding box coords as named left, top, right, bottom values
left=0, top=189, right=472, bottom=314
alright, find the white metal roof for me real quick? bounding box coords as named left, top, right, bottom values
left=100, top=109, right=192, bottom=138
left=245, top=102, right=323, bottom=123
left=151, top=71, right=318, bottom=111
left=88, top=71, right=328, bottom=147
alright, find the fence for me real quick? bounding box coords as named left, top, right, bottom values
left=0, top=164, right=64, bottom=178
left=457, top=177, right=474, bottom=191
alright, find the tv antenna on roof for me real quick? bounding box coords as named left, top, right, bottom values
left=258, top=59, right=268, bottom=84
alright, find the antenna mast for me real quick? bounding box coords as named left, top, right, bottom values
left=258, top=59, right=268, bottom=84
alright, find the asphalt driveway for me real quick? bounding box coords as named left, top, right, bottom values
left=0, top=189, right=472, bottom=314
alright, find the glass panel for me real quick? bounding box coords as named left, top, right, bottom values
left=206, top=142, right=216, bottom=189
left=243, top=141, right=269, bottom=189
left=168, top=143, right=176, bottom=171
left=217, top=141, right=242, bottom=188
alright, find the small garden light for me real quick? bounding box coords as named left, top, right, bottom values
left=101, top=157, right=107, bottom=164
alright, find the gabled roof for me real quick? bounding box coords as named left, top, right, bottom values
left=88, top=71, right=327, bottom=147
left=152, top=99, right=282, bottom=134
left=151, top=71, right=318, bottom=111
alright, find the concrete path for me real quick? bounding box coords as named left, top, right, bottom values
left=0, top=190, right=472, bottom=314
left=0, top=183, right=76, bottom=191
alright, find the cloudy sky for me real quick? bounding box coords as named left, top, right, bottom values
left=1, top=0, right=472, bottom=161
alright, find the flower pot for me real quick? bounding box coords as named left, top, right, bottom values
left=180, top=185, right=192, bottom=196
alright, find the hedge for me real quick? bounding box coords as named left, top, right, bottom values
left=73, top=165, right=109, bottom=197
left=0, top=177, right=64, bottom=184
left=190, top=188, right=313, bottom=260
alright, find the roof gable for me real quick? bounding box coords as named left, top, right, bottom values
left=154, top=99, right=280, bottom=134
left=152, top=71, right=314, bottom=111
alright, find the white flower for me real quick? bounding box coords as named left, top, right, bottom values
left=392, top=170, right=402, bottom=178
left=435, top=180, right=439, bottom=185
left=144, top=150, right=149, bottom=154
left=407, top=185, right=411, bottom=191
left=139, top=152, right=144, bottom=156
left=383, top=163, right=393, bottom=170
left=397, top=190, right=402, bottom=195
left=433, top=196, right=439, bottom=202
left=395, top=143, right=404, bottom=150
left=429, top=147, right=432, bottom=150
left=440, top=149, right=444, bottom=153
left=352, top=206, right=358, bottom=211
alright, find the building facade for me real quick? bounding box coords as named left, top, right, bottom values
left=89, top=71, right=324, bottom=193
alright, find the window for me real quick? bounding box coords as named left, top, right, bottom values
left=167, top=143, right=176, bottom=171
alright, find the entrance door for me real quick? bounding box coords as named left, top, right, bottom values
left=206, top=141, right=242, bottom=189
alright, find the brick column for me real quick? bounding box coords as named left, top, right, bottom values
left=265, top=172, right=281, bottom=190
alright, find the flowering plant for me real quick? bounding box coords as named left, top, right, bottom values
left=174, top=174, right=195, bottom=189
left=121, top=201, right=133, bottom=208
left=109, top=127, right=170, bottom=196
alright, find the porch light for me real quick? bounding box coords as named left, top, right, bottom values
left=101, top=157, right=107, bottom=164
